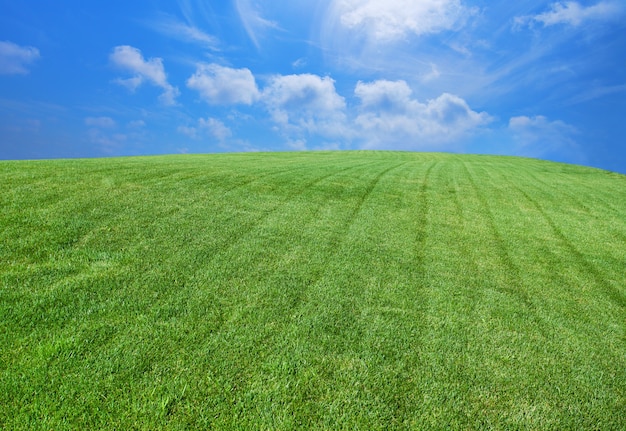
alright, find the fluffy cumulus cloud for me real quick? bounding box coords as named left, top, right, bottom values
left=110, top=45, right=179, bottom=105
left=262, top=74, right=348, bottom=137
left=0, top=41, right=40, bottom=74
left=336, top=0, right=474, bottom=41
left=187, top=64, right=260, bottom=105
left=354, top=80, right=491, bottom=148
left=515, top=1, right=623, bottom=28
left=355, top=79, right=414, bottom=110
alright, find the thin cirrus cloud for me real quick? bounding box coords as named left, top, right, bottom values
left=0, top=41, right=40, bottom=75
left=508, top=115, right=582, bottom=161
left=149, top=15, right=219, bottom=49
left=178, top=117, right=232, bottom=141
left=128, top=120, right=146, bottom=129
left=187, top=64, right=260, bottom=105
left=509, top=115, right=577, bottom=141
left=317, top=0, right=478, bottom=83
left=85, top=116, right=116, bottom=128
left=234, top=0, right=281, bottom=49
left=515, top=1, right=623, bottom=28
left=110, top=45, right=180, bottom=106
left=199, top=117, right=232, bottom=140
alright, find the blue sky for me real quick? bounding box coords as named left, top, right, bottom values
left=1, top=1, right=625, bottom=173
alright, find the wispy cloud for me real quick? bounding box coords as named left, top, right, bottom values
left=84, top=115, right=126, bottom=153
left=187, top=64, right=260, bottom=105
left=566, top=84, right=626, bottom=105
left=178, top=117, right=232, bottom=141
left=508, top=115, right=583, bottom=161
left=515, top=1, right=623, bottom=28
left=421, top=63, right=441, bottom=82
left=127, top=120, right=146, bottom=129
left=199, top=117, right=232, bottom=140
left=110, top=45, right=180, bottom=105
left=317, top=0, right=479, bottom=85
left=234, top=0, right=281, bottom=49
left=0, top=41, right=40, bottom=75
left=149, top=15, right=219, bottom=49
left=177, top=125, right=198, bottom=139
left=177, top=0, right=219, bottom=30
left=86, top=129, right=128, bottom=154
left=509, top=115, right=577, bottom=139
left=85, top=116, right=116, bottom=128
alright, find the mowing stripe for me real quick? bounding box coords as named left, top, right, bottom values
left=512, top=166, right=626, bottom=246
left=476, top=161, right=626, bottom=310
left=499, top=173, right=626, bottom=309
left=172, top=159, right=407, bottom=340
left=461, top=161, right=533, bottom=309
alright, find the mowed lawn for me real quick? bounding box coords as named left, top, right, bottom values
left=1, top=151, right=624, bottom=429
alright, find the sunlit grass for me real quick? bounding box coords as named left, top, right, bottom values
left=1, top=151, right=624, bottom=429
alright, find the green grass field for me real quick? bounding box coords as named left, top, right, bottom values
left=1, top=151, right=625, bottom=429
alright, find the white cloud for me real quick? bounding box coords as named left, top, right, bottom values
left=127, top=120, right=146, bottom=128
left=318, top=0, right=478, bottom=83
left=336, top=0, right=474, bottom=42
left=114, top=75, right=143, bottom=92
left=187, top=64, right=260, bottom=105
left=354, top=79, right=413, bottom=110
left=199, top=117, right=232, bottom=140
left=354, top=80, right=491, bottom=148
left=292, top=58, right=307, bottom=69
left=508, top=115, right=578, bottom=142
left=177, top=125, right=199, bottom=139
left=150, top=16, right=219, bottom=49
left=568, top=84, right=626, bottom=104
left=234, top=0, right=281, bottom=49
left=0, top=41, right=40, bottom=75
left=515, top=1, right=623, bottom=28
left=178, top=117, right=232, bottom=141
left=264, top=74, right=346, bottom=114
left=286, top=139, right=308, bottom=151
left=85, top=116, right=128, bottom=153
left=422, top=63, right=441, bottom=82
left=262, top=73, right=348, bottom=137
left=252, top=74, right=490, bottom=149
left=110, top=45, right=179, bottom=105
left=87, top=129, right=127, bottom=154
left=85, top=116, right=116, bottom=128
left=508, top=115, right=583, bottom=160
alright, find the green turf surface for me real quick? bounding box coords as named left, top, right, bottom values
left=1, top=151, right=625, bottom=429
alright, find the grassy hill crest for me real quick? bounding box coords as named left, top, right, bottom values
left=1, top=151, right=625, bottom=429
